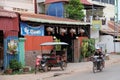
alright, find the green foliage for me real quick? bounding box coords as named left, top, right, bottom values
left=81, top=39, right=95, bottom=58
left=81, top=39, right=88, bottom=58
left=87, top=39, right=95, bottom=57
left=65, top=0, right=84, bottom=20
left=9, top=59, right=22, bottom=71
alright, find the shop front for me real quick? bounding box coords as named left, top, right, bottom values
left=0, top=9, right=19, bottom=70
left=20, top=12, right=91, bottom=67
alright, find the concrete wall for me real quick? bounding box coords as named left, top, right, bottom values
left=90, top=29, right=99, bottom=43
left=100, top=35, right=120, bottom=53
left=114, top=42, right=120, bottom=53
left=88, top=0, right=115, bottom=20
left=103, top=4, right=115, bottom=20
left=0, top=0, right=34, bottom=13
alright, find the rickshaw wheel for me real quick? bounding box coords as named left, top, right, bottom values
left=42, top=64, right=49, bottom=72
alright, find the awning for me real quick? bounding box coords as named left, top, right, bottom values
left=20, top=12, right=91, bottom=26
left=0, top=9, right=19, bottom=31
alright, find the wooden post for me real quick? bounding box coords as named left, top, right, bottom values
left=74, top=39, right=80, bottom=62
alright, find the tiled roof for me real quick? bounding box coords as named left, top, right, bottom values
left=0, top=9, right=17, bottom=18
left=45, top=0, right=68, bottom=4
left=80, top=0, right=92, bottom=5
left=20, top=12, right=90, bottom=25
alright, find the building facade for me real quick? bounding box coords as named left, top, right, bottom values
left=88, top=0, right=115, bottom=20
left=0, top=9, right=25, bottom=70
left=0, top=0, right=34, bottom=13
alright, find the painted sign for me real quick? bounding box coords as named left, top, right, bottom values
left=92, top=20, right=102, bottom=30
left=20, top=22, right=44, bottom=36
left=7, top=39, right=18, bottom=55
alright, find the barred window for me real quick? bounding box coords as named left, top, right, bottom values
left=92, top=0, right=100, bottom=1
left=101, top=0, right=108, bottom=3
left=109, top=0, right=114, bottom=5
left=92, top=0, right=114, bottom=5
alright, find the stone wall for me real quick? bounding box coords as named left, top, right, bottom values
left=25, top=50, right=50, bottom=68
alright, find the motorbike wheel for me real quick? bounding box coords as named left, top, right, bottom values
left=42, top=64, right=48, bottom=72
left=99, top=62, right=103, bottom=72
left=47, top=66, right=51, bottom=71
left=60, top=61, right=67, bottom=70
left=93, top=62, right=97, bottom=73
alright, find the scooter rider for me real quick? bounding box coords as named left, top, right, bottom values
left=94, top=47, right=105, bottom=68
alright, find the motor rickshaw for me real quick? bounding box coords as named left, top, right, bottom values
left=35, top=42, right=68, bottom=73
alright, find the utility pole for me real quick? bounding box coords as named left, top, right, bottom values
left=114, top=16, right=116, bottom=53
left=114, top=0, right=118, bottom=53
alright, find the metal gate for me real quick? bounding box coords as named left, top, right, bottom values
left=4, top=36, right=19, bottom=69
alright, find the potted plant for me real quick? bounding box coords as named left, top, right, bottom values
left=46, top=27, right=54, bottom=35
left=5, top=67, right=13, bottom=74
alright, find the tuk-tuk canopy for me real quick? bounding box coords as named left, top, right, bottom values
left=40, top=42, right=68, bottom=46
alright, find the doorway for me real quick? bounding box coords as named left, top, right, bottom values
left=0, top=30, right=4, bottom=70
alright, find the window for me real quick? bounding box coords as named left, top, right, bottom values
left=109, top=0, right=114, bottom=5
left=101, top=0, right=108, bottom=3
left=92, top=0, right=100, bottom=1
left=92, top=0, right=114, bottom=5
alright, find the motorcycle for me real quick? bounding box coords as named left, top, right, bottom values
left=92, top=55, right=104, bottom=73
left=35, top=55, right=48, bottom=74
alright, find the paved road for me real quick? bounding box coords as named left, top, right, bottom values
left=0, top=54, right=120, bottom=80
left=44, top=61, right=120, bottom=80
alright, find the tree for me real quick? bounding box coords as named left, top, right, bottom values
left=65, top=0, right=84, bottom=20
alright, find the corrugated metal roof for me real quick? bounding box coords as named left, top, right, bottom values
left=0, top=17, right=19, bottom=31
left=45, top=0, right=68, bottom=4
left=0, top=9, right=17, bottom=18
left=20, top=12, right=90, bottom=25
left=80, top=0, right=92, bottom=5
left=100, top=21, right=120, bottom=36
left=0, top=9, right=19, bottom=34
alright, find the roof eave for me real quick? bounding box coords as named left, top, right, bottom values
left=21, top=16, right=91, bottom=26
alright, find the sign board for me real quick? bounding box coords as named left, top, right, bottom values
left=20, top=22, right=44, bottom=36
left=92, top=20, right=102, bottom=30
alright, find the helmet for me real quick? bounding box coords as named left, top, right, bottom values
left=96, top=46, right=100, bottom=50
left=37, top=55, right=42, bottom=59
